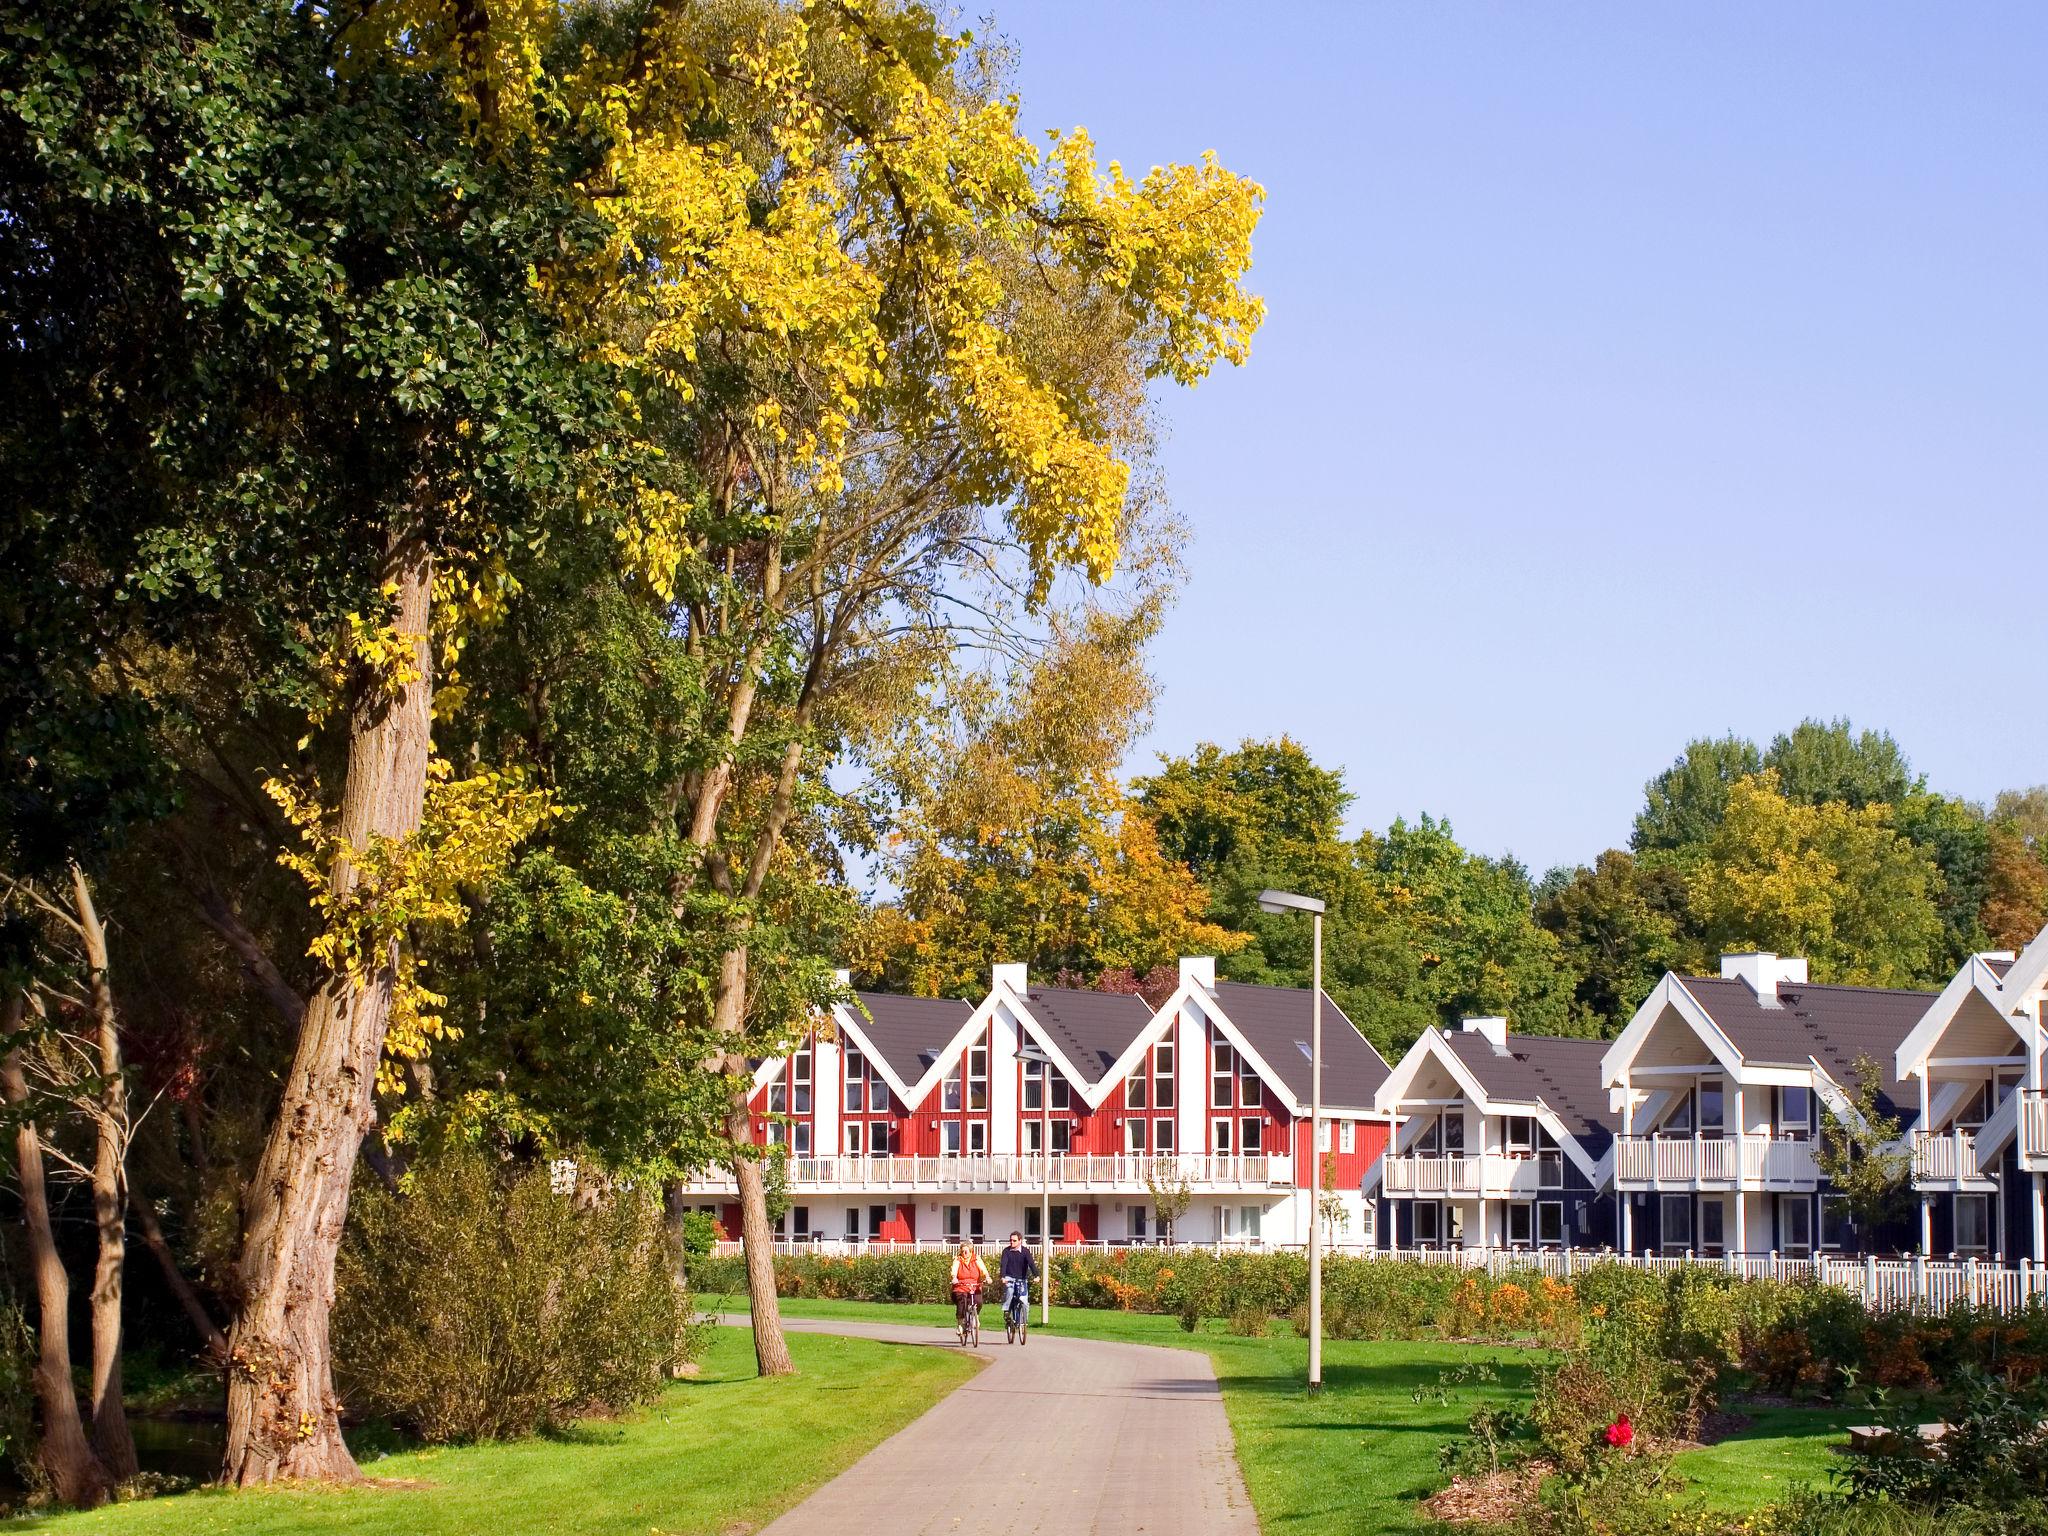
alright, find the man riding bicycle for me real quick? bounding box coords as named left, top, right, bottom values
left=998, top=1230, right=1038, bottom=1339
left=950, top=1239, right=988, bottom=1342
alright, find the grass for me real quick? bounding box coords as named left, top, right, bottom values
left=10, top=1325, right=976, bottom=1536
left=726, top=1295, right=1859, bottom=1535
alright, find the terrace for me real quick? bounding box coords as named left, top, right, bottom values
left=675, top=1151, right=1294, bottom=1195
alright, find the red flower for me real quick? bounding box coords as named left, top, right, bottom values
left=1604, top=1414, right=1634, bottom=1449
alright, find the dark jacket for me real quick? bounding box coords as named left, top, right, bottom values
left=999, top=1245, right=1038, bottom=1283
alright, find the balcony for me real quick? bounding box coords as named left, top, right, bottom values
left=674, top=1152, right=1294, bottom=1195
left=1614, top=1134, right=1819, bottom=1190
left=1381, top=1152, right=1561, bottom=1198
left=1911, top=1128, right=1994, bottom=1189
left=2024, top=1092, right=2048, bottom=1172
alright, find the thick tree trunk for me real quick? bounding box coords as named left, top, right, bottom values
left=130, top=1190, right=228, bottom=1359
left=221, top=543, right=435, bottom=1486
left=715, top=947, right=792, bottom=1377
left=1, top=1032, right=111, bottom=1508
left=69, top=866, right=138, bottom=1479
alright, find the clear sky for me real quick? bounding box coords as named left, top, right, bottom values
left=995, top=1, right=2047, bottom=876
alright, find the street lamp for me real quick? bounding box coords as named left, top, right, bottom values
left=1015, top=1041, right=1056, bottom=1327
left=1259, top=887, right=1327, bottom=1396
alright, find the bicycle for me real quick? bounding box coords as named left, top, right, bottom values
left=1003, top=1279, right=1028, bottom=1346
left=957, top=1288, right=982, bottom=1348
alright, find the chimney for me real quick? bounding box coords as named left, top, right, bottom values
left=1719, top=952, right=1808, bottom=1007
left=1977, top=950, right=2017, bottom=964
left=991, top=962, right=1028, bottom=995
left=1462, top=1017, right=1510, bottom=1055
left=1179, top=956, right=1217, bottom=990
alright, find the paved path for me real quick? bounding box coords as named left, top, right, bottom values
left=725, top=1313, right=1258, bottom=1536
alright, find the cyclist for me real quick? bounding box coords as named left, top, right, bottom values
left=950, top=1238, right=988, bottom=1342
left=998, top=1230, right=1038, bottom=1338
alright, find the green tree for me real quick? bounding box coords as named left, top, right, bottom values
left=1534, top=850, right=1693, bottom=1034
left=1687, top=773, right=1947, bottom=986
left=1631, top=735, right=1762, bottom=853
left=1763, top=719, right=1920, bottom=809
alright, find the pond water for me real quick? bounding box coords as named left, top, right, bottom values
left=129, top=1416, right=226, bottom=1481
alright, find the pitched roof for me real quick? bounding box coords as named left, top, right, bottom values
left=1017, top=986, right=1153, bottom=1084
left=1209, top=981, right=1391, bottom=1112
left=1985, top=957, right=2016, bottom=980
left=1442, top=1031, right=1617, bottom=1147
left=1678, top=975, right=1934, bottom=1105
left=847, top=991, right=976, bottom=1087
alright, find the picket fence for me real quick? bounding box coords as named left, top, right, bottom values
left=719, top=1236, right=2048, bottom=1316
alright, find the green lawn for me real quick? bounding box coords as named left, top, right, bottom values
left=730, top=1295, right=1854, bottom=1535
left=12, top=1326, right=976, bottom=1536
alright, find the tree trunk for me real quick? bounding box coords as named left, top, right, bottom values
left=69, top=866, right=138, bottom=1479
left=715, top=947, right=792, bottom=1376
left=1, top=1030, right=112, bottom=1508
left=221, top=542, right=435, bottom=1486
left=129, top=1190, right=228, bottom=1359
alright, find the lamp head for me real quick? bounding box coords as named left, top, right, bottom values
left=1257, top=888, right=1326, bottom=917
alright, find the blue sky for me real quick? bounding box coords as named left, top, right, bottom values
left=996, top=1, right=2047, bottom=876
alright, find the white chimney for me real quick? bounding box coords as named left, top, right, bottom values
left=1462, top=1017, right=1510, bottom=1054
left=1719, top=952, right=1807, bottom=1007
left=1977, top=951, right=2016, bottom=964
left=991, top=961, right=1028, bottom=995
left=1179, top=956, right=1217, bottom=989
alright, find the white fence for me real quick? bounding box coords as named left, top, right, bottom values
left=1911, top=1129, right=1988, bottom=1183
left=715, top=1238, right=2048, bottom=1315
left=1381, top=1152, right=1562, bottom=1197
left=1614, top=1135, right=1819, bottom=1187
left=678, top=1151, right=1294, bottom=1195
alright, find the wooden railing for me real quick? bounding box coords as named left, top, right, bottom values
left=1380, top=1152, right=1561, bottom=1196
left=677, top=1152, right=1294, bottom=1193
left=1614, top=1134, right=1818, bottom=1186
left=2024, top=1092, right=2048, bottom=1168
left=1911, top=1128, right=1987, bottom=1183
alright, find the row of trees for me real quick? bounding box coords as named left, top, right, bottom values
left=857, top=720, right=2048, bottom=1057
left=3, top=0, right=1263, bottom=1503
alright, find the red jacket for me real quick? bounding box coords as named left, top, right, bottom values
left=951, top=1252, right=987, bottom=1293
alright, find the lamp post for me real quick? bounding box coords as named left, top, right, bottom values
left=1015, top=1042, right=1055, bottom=1327
left=1259, top=887, right=1326, bottom=1395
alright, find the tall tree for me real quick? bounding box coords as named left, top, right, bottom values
left=1534, top=850, right=1693, bottom=1034
left=1631, top=734, right=1763, bottom=853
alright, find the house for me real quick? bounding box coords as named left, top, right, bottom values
left=1892, top=925, right=2048, bottom=1262
left=684, top=956, right=1395, bottom=1249
left=1600, top=952, right=1933, bottom=1258
left=1370, top=1018, right=1616, bottom=1252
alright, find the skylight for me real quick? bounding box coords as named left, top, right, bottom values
left=1295, top=1041, right=1312, bottom=1059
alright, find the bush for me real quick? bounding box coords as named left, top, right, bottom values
left=335, top=1146, right=690, bottom=1442
left=1838, top=1370, right=2048, bottom=1512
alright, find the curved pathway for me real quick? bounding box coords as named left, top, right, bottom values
left=725, top=1313, right=1258, bottom=1536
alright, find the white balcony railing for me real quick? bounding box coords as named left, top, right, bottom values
left=1911, top=1128, right=1988, bottom=1184
left=1381, top=1152, right=1561, bottom=1197
left=676, top=1152, right=1294, bottom=1194
left=2023, top=1093, right=2048, bottom=1169
left=1615, top=1134, right=1819, bottom=1188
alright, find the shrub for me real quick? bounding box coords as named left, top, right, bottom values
left=1838, top=1370, right=2048, bottom=1513
left=335, top=1146, right=690, bottom=1442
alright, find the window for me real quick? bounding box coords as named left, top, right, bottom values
left=1131, top=1205, right=1149, bottom=1240
left=942, top=1204, right=962, bottom=1240
left=1700, top=1198, right=1725, bottom=1257
left=1127, top=1118, right=1148, bottom=1155
left=1779, top=1195, right=1813, bottom=1257
left=844, top=1047, right=867, bottom=1113
left=844, top=1122, right=862, bottom=1156
left=942, top=1066, right=962, bottom=1113
left=1779, top=1086, right=1815, bottom=1141
left=1154, top=1043, right=1175, bottom=1108
left=1025, top=1204, right=1071, bottom=1241
left=1023, top=1119, right=1041, bottom=1154
left=792, top=1048, right=812, bottom=1115
left=1213, top=1118, right=1234, bottom=1156
left=867, top=1120, right=890, bottom=1156
left=1414, top=1116, right=1442, bottom=1155
left=967, top=1044, right=988, bottom=1111
left=1443, top=1114, right=1466, bottom=1154
left=793, top=1123, right=812, bottom=1157
left=1153, top=1118, right=1175, bottom=1155
left=1538, top=1202, right=1564, bottom=1247
left=1504, top=1116, right=1535, bottom=1155
left=1660, top=1194, right=1693, bottom=1254
left=1537, top=1126, right=1564, bottom=1188
left=969, top=1207, right=985, bottom=1242
left=1022, top=1059, right=1043, bottom=1112
left=1212, top=1042, right=1236, bottom=1108
left=1955, top=1194, right=1990, bottom=1254
left=1821, top=1193, right=1854, bottom=1253
left=766, top=1119, right=787, bottom=1147
left=1222, top=1204, right=1262, bottom=1239
left=790, top=1205, right=810, bottom=1238
left=1661, top=1093, right=1693, bottom=1137
left=1698, top=1078, right=1724, bottom=1136
left=845, top=1206, right=860, bottom=1237
left=1956, top=1082, right=1991, bottom=1131
left=1128, top=1060, right=1148, bottom=1109
left=967, top=1121, right=986, bottom=1155
left=868, top=1204, right=890, bottom=1240
left=1049, top=1074, right=1071, bottom=1111
left=1241, top=1116, right=1263, bottom=1155
left=1240, top=1067, right=1261, bottom=1107
left=942, top=1121, right=961, bottom=1157
left=1413, top=1201, right=1442, bottom=1246
left=1317, top=1120, right=1333, bottom=1152
left=1507, top=1202, right=1533, bottom=1247
left=767, top=1080, right=787, bottom=1115
left=1049, top=1120, right=1073, bottom=1155
left=1340, top=1121, right=1357, bottom=1154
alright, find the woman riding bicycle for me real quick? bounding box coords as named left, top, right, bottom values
left=950, top=1239, right=988, bottom=1339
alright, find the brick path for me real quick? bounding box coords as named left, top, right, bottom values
left=726, top=1313, right=1259, bottom=1536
